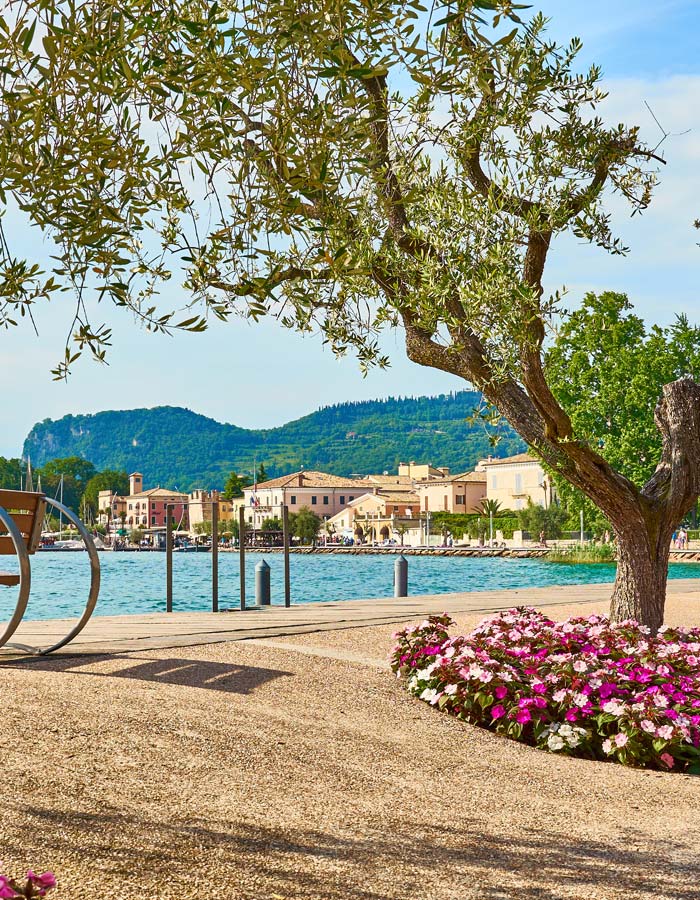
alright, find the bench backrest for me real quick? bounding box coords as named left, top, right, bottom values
left=0, top=490, right=47, bottom=555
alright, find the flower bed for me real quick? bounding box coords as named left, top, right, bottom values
left=390, top=608, right=700, bottom=772
left=0, top=866, right=55, bottom=899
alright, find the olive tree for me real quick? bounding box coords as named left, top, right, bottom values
left=1, top=0, right=698, bottom=629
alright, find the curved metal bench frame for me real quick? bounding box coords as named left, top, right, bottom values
left=0, top=497, right=100, bottom=655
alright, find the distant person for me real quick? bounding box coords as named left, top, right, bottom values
left=539, top=530, right=547, bottom=547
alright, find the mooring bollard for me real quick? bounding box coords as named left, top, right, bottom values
left=255, top=559, right=271, bottom=607
left=394, top=554, right=408, bottom=598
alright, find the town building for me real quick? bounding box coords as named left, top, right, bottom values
left=481, top=453, right=552, bottom=510
left=98, top=472, right=189, bottom=530
left=397, top=461, right=450, bottom=480
left=326, top=490, right=421, bottom=540
left=242, top=470, right=362, bottom=528
left=414, top=470, right=487, bottom=513
left=188, top=490, right=236, bottom=530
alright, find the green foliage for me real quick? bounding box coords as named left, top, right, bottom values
left=38, top=456, right=96, bottom=512
left=129, top=528, right=144, bottom=544
left=261, top=516, right=283, bottom=532
left=0, top=457, right=22, bottom=490
left=0, top=1, right=654, bottom=386
left=222, top=471, right=251, bottom=499
left=290, top=506, right=321, bottom=545
left=430, top=511, right=519, bottom=540
left=23, top=393, right=525, bottom=490
left=193, top=521, right=212, bottom=535
left=517, top=499, right=567, bottom=540
left=256, top=463, right=268, bottom=484
left=547, top=543, right=616, bottom=564
left=547, top=292, right=700, bottom=530
left=81, top=469, right=129, bottom=517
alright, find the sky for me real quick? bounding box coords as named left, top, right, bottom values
left=1, top=1, right=699, bottom=457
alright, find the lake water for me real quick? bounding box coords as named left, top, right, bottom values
left=2, top=551, right=700, bottom=622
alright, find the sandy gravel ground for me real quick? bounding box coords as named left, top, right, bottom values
left=1, top=596, right=700, bottom=900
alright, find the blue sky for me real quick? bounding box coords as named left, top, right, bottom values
left=1, top=1, right=699, bottom=457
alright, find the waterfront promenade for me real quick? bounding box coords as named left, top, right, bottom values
left=1, top=582, right=699, bottom=899
left=4, top=577, right=699, bottom=658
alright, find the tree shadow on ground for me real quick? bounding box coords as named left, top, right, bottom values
left=3, top=804, right=697, bottom=900
left=0, top=653, right=293, bottom=694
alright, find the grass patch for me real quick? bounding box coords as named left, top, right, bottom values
left=547, top=542, right=615, bottom=564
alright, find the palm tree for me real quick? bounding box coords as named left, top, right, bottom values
left=479, top=499, right=502, bottom=517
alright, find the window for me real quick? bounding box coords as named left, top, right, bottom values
left=323, top=495, right=329, bottom=505
left=393, top=506, right=399, bottom=513
left=151, top=516, right=156, bottom=525
left=515, top=474, right=523, bottom=494
left=311, top=496, right=317, bottom=505
left=456, top=494, right=465, bottom=505
left=491, top=475, right=498, bottom=489
left=128, top=503, right=133, bottom=510
left=348, top=495, right=354, bottom=502
left=290, top=495, right=297, bottom=505
left=444, top=495, right=448, bottom=510
left=340, top=495, right=345, bottom=505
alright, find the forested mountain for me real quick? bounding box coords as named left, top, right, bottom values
left=23, top=392, right=525, bottom=490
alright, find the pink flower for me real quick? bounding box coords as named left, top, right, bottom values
left=515, top=709, right=531, bottom=724
left=564, top=708, right=578, bottom=722
left=0, top=876, right=15, bottom=899
left=494, top=685, right=508, bottom=699
left=660, top=752, right=675, bottom=769
left=27, top=872, right=56, bottom=889
left=614, top=732, right=628, bottom=748
left=491, top=704, right=506, bottom=720
left=640, top=719, right=656, bottom=734
left=656, top=725, right=674, bottom=740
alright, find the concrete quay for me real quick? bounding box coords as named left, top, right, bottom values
left=3, top=577, right=700, bottom=659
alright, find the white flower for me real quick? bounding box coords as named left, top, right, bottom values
left=573, top=692, right=589, bottom=708
left=420, top=688, right=438, bottom=703
left=603, top=701, right=626, bottom=716
left=444, top=683, right=459, bottom=696
left=552, top=690, right=568, bottom=703
left=547, top=734, right=566, bottom=751
left=573, top=660, right=587, bottom=673
left=653, top=693, right=669, bottom=708
left=602, top=739, right=613, bottom=754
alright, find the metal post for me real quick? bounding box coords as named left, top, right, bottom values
left=255, top=559, right=271, bottom=606
left=212, top=498, right=219, bottom=613
left=489, top=510, right=494, bottom=546
left=166, top=504, right=173, bottom=613
left=580, top=508, right=584, bottom=543
left=282, top=504, right=291, bottom=607
left=239, top=504, right=246, bottom=611
left=394, top=555, right=408, bottom=597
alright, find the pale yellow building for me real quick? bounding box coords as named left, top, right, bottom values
left=188, top=490, right=236, bottom=531
left=481, top=453, right=552, bottom=511
left=242, top=470, right=361, bottom=529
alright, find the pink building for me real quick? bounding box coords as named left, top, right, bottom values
left=415, top=470, right=487, bottom=513
left=242, top=470, right=362, bottom=527
left=112, top=473, right=189, bottom=529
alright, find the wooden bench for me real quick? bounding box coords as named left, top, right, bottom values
left=0, top=488, right=100, bottom=655
left=0, top=489, right=46, bottom=586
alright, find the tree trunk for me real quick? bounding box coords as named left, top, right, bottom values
left=609, top=519, right=673, bottom=633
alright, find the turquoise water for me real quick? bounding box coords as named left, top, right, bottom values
left=2, top=551, right=700, bottom=622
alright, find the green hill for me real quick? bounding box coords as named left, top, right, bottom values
left=23, top=392, right=526, bottom=490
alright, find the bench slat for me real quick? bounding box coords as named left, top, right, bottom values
left=0, top=513, right=35, bottom=536
left=0, top=490, right=43, bottom=513
left=0, top=572, right=20, bottom=586
left=0, top=536, right=23, bottom=555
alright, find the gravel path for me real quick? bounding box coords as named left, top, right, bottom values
left=1, top=596, right=699, bottom=900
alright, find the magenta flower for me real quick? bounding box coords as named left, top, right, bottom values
left=515, top=709, right=531, bottom=724
left=491, top=705, right=506, bottom=720
left=494, top=685, right=508, bottom=699
left=0, top=877, right=15, bottom=900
